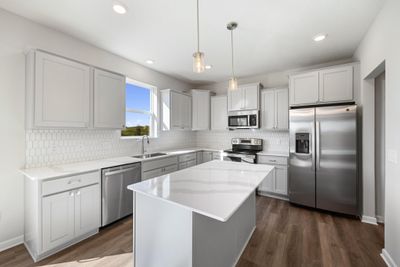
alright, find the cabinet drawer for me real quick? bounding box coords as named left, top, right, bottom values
left=212, top=152, right=222, bottom=160
left=257, top=155, right=288, bottom=166
left=142, top=164, right=178, bottom=180
left=42, top=171, right=100, bottom=196
left=179, top=159, right=196, bottom=170
left=178, top=153, right=196, bottom=163
left=142, top=156, right=178, bottom=172
left=163, top=164, right=178, bottom=174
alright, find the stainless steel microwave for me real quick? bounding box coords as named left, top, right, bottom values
left=228, top=110, right=259, bottom=129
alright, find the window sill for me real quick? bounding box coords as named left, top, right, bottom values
left=120, top=136, right=157, bottom=140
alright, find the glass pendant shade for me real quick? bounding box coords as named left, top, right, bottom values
left=228, top=77, right=238, bottom=90
left=193, top=52, right=205, bottom=73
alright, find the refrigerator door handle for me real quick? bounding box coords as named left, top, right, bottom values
left=316, top=121, right=321, bottom=171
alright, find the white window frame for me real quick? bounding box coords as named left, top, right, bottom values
left=122, top=78, right=159, bottom=139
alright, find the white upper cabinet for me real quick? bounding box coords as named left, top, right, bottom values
left=319, top=66, right=353, bottom=103
left=228, top=83, right=260, bottom=111
left=211, top=95, right=228, bottom=130
left=192, top=90, right=211, bottom=130
left=93, top=69, right=125, bottom=129
left=275, top=89, right=289, bottom=130
left=27, top=50, right=91, bottom=128
left=289, top=65, right=354, bottom=106
left=161, top=89, right=192, bottom=131
left=261, top=90, right=275, bottom=130
left=242, top=84, right=259, bottom=110
left=289, top=71, right=319, bottom=106
left=261, top=88, right=288, bottom=130
left=26, top=50, right=127, bottom=130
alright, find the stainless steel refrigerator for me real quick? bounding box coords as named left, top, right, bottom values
left=289, top=104, right=359, bottom=215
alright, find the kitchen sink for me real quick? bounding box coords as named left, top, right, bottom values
left=132, top=152, right=167, bottom=159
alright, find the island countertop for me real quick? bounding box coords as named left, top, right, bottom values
left=128, top=160, right=274, bottom=222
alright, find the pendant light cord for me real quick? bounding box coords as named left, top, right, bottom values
left=231, top=29, right=235, bottom=77
left=196, top=0, right=200, bottom=52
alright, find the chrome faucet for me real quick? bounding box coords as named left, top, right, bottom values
left=141, top=135, right=150, bottom=155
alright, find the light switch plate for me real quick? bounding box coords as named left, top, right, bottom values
left=387, top=149, right=398, bottom=164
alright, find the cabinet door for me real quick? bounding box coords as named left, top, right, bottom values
left=202, top=152, right=212, bottom=162
left=261, top=90, right=275, bottom=129
left=170, top=92, right=182, bottom=129
left=75, top=184, right=100, bottom=237
left=289, top=71, right=319, bottom=106
left=192, top=91, right=210, bottom=130
left=42, top=191, right=75, bottom=251
left=34, top=51, right=90, bottom=128
left=243, top=85, right=259, bottom=110
left=211, top=96, right=228, bottom=130
left=228, top=88, right=243, bottom=111
left=93, top=69, right=126, bottom=129
left=196, top=152, right=203, bottom=164
left=319, top=66, right=353, bottom=103
left=275, top=89, right=289, bottom=130
left=259, top=168, right=275, bottom=192
left=274, top=167, right=288, bottom=195
left=181, top=94, right=192, bottom=129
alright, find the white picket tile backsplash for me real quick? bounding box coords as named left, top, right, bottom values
left=25, top=129, right=196, bottom=168
left=26, top=129, right=289, bottom=168
left=196, top=130, right=289, bottom=153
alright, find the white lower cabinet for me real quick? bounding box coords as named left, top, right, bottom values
left=24, top=171, right=101, bottom=262
left=202, top=152, right=213, bottom=163
left=178, top=153, right=197, bottom=170
left=257, top=155, right=288, bottom=197
left=42, top=191, right=75, bottom=251
left=74, top=185, right=101, bottom=237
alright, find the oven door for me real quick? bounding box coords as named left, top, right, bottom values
left=228, top=115, right=249, bottom=128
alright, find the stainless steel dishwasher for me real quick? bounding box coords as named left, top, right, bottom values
left=101, top=163, right=141, bottom=226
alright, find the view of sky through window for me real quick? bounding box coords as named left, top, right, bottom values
left=125, top=83, right=150, bottom=127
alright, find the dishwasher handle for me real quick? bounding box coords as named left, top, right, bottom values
left=103, top=166, right=139, bottom=177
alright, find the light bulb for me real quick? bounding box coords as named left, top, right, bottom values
left=193, top=52, right=205, bottom=73
left=229, top=77, right=238, bottom=90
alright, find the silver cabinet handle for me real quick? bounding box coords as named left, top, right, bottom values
left=68, top=179, right=81, bottom=184
left=69, top=191, right=75, bottom=197
left=269, top=160, right=277, bottom=163
left=104, top=166, right=138, bottom=176
left=76, top=190, right=81, bottom=196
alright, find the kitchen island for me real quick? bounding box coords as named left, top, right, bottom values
left=128, top=160, right=274, bottom=267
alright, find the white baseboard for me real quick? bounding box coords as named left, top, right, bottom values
left=377, top=215, right=385, bottom=223
left=381, top=249, right=398, bottom=267
left=0, top=235, right=24, bottom=252
left=361, top=215, right=378, bottom=225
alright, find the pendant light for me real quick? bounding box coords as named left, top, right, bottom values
left=227, top=22, right=238, bottom=90
left=193, top=0, right=205, bottom=73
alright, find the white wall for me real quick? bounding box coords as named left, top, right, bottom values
left=353, top=0, right=400, bottom=265
left=0, top=8, right=195, bottom=249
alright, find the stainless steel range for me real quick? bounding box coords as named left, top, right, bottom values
left=224, top=138, right=263, bottom=164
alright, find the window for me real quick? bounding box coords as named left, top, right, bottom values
left=121, top=78, right=158, bottom=138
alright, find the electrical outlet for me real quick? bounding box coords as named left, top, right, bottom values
left=387, top=149, right=398, bottom=164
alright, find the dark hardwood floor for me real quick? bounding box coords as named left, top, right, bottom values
left=0, top=196, right=385, bottom=267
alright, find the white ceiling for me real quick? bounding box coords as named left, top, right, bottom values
left=0, top=0, right=384, bottom=84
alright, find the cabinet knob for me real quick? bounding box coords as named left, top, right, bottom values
left=69, top=192, right=75, bottom=197
left=76, top=191, right=81, bottom=196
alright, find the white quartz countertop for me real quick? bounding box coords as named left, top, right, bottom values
left=20, top=147, right=226, bottom=181
left=128, top=160, right=274, bottom=222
